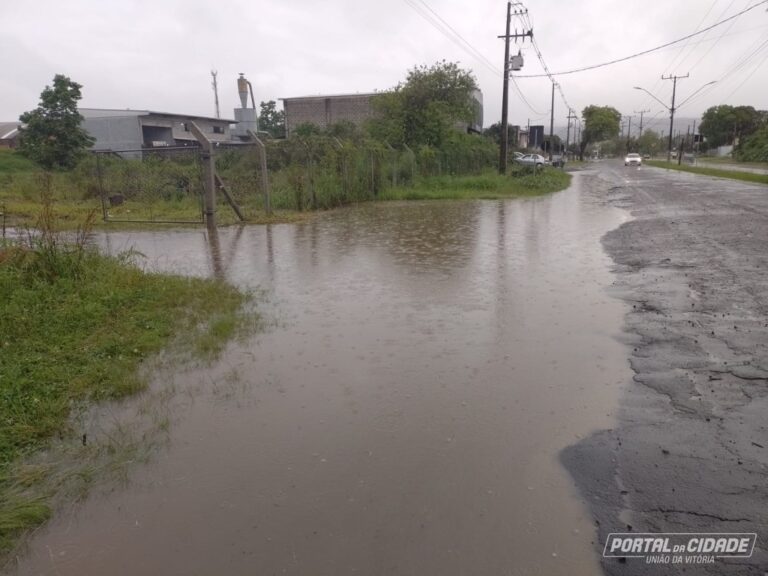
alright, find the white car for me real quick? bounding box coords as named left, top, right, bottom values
left=516, top=153, right=549, bottom=168
left=625, top=153, right=642, bottom=166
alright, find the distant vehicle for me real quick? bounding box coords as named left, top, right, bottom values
left=643, top=154, right=651, bottom=160
left=516, top=153, right=550, bottom=168
left=551, top=154, right=566, bottom=168
left=625, top=153, right=642, bottom=167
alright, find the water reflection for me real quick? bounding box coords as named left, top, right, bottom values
left=17, top=181, right=633, bottom=576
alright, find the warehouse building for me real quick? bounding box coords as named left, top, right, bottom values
left=80, top=108, right=236, bottom=157
left=280, top=89, right=483, bottom=137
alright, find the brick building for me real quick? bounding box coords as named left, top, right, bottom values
left=281, top=89, right=484, bottom=138
left=279, top=93, right=378, bottom=137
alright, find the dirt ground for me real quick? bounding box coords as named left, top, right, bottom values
left=563, top=162, right=768, bottom=575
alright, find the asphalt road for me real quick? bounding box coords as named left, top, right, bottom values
left=563, top=161, right=768, bottom=574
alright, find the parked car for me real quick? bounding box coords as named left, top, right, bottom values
left=516, top=153, right=550, bottom=168
left=624, top=153, right=642, bottom=167
left=513, top=151, right=525, bottom=160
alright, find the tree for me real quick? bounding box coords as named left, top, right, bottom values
left=367, top=61, right=478, bottom=148
left=18, top=74, right=94, bottom=170
left=258, top=100, right=286, bottom=138
left=636, top=129, right=664, bottom=157
left=736, top=125, right=768, bottom=162
left=699, top=105, right=765, bottom=148
left=579, top=105, right=621, bottom=160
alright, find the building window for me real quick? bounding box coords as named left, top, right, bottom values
left=182, top=123, right=190, bottom=132
left=212, top=126, right=224, bottom=134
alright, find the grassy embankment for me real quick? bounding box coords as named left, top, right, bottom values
left=646, top=160, right=768, bottom=185
left=0, top=200, right=254, bottom=556
left=693, top=156, right=768, bottom=170
left=379, top=167, right=571, bottom=201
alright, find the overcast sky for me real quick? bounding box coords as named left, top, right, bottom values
left=2, top=0, right=767, bottom=135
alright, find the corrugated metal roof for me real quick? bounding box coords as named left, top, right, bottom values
left=79, top=108, right=236, bottom=123
left=0, top=122, right=20, bottom=140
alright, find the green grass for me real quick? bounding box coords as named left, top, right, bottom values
left=694, top=156, right=768, bottom=170
left=379, top=168, right=572, bottom=201
left=646, top=160, right=768, bottom=185
left=0, top=150, right=36, bottom=173
left=0, top=213, right=254, bottom=555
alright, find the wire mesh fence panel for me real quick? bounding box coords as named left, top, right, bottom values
left=92, top=147, right=205, bottom=223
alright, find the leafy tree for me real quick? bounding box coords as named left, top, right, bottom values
left=258, top=100, right=286, bottom=138
left=18, top=74, right=94, bottom=170
left=367, top=61, right=478, bottom=148
left=636, top=129, right=664, bottom=156
left=699, top=105, right=765, bottom=148
left=736, top=125, right=768, bottom=162
left=579, top=105, right=621, bottom=160
left=293, top=123, right=322, bottom=137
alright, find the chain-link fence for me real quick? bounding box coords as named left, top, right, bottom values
left=88, top=136, right=497, bottom=224
left=92, top=147, right=205, bottom=223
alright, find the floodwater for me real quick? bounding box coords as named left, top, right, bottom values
left=12, top=174, right=633, bottom=576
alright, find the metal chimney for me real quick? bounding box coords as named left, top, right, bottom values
left=237, top=73, right=249, bottom=109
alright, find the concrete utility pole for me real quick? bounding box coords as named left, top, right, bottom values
left=549, top=81, right=555, bottom=160
left=498, top=2, right=532, bottom=174
left=662, top=73, right=689, bottom=162
left=626, top=115, right=633, bottom=152
left=634, top=109, right=650, bottom=137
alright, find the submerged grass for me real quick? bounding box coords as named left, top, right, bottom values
left=0, top=197, right=254, bottom=556
left=646, top=160, right=768, bottom=185
left=379, top=168, right=572, bottom=201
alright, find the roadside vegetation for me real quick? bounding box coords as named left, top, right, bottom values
left=646, top=160, right=768, bottom=185
left=0, top=198, right=254, bottom=556
left=380, top=167, right=571, bottom=201
left=3, top=64, right=574, bottom=230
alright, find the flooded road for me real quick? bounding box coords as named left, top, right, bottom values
left=12, top=174, right=633, bottom=575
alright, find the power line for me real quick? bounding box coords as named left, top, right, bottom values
left=401, top=0, right=544, bottom=115
left=514, top=0, right=768, bottom=78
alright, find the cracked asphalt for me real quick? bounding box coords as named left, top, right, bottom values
left=563, top=161, right=768, bottom=575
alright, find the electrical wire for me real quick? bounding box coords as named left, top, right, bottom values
left=401, top=0, right=545, bottom=115
left=513, top=0, right=768, bottom=78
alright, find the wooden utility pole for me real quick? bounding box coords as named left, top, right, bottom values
left=498, top=2, right=532, bottom=174
left=548, top=81, right=555, bottom=160
left=662, top=73, right=688, bottom=162
left=634, top=109, right=650, bottom=137
left=566, top=110, right=577, bottom=159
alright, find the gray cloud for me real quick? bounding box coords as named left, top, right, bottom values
left=1, top=0, right=766, bottom=129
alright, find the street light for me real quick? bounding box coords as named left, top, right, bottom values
left=634, top=81, right=715, bottom=162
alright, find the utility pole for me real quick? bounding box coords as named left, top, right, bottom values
left=634, top=109, right=650, bottom=137
left=498, top=2, right=532, bottom=174
left=662, top=73, right=688, bottom=162
left=679, top=124, right=690, bottom=166
left=566, top=109, right=577, bottom=159
left=626, top=115, right=633, bottom=152
left=549, top=81, right=555, bottom=160
left=211, top=70, right=221, bottom=119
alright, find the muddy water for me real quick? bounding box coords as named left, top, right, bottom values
left=13, top=175, right=632, bottom=576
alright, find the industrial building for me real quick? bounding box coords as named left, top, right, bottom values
left=80, top=108, right=236, bottom=156
left=0, top=122, right=20, bottom=148
left=280, top=93, right=378, bottom=137
left=280, top=88, right=484, bottom=137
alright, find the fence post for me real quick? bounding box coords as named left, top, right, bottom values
left=247, top=130, right=272, bottom=215
left=95, top=152, right=109, bottom=221
left=189, top=122, right=216, bottom=228
left=402, top=143, right=415, bottom=185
